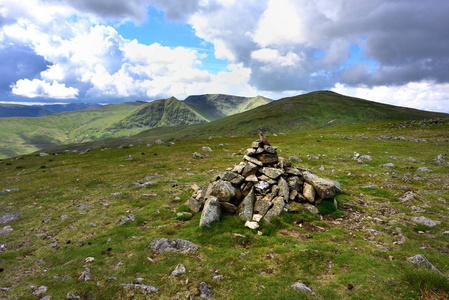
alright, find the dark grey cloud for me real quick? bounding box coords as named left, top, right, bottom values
left=0, top=44, right=50, bottom=91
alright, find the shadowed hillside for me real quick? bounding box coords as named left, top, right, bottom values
left=184, top=94, right=272, bottom=121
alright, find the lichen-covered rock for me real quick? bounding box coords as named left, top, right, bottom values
left=256, top=153, right=278, bottom=165
left=303, top=182, right=316, bottom=203
left=264, top=196, right=285, bottom=222
left=188, top=197, right=204, bottom=213
left=244, top=155, right=263, bottom=167
left=261, top=167, right=284, bottom=179
left=200, top=196, right=222, bottom=227
left=254, top=198, right=272, bottom=216
left=220, top=202, right=237, bottom=214
left=205, top=180, right=237, bottom=202
left=221, top=171, right=245, bottom=186
left=237, top=187, right=255, bottom=221
left=242, top=162, right=258, bottom=176
left=302, top=171, right=340, bottom=199
left=278, top=177, right=290, bottom=203
left=407, top=254, right=442, bottom=275
left=149, top=238, right=198, bottom=253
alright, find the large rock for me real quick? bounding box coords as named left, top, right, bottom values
left=264, top=197, right=285, bottom=222
left=407, top=254, right=442, bottom=275
left=261, top=167, right=284, bottom=179
left=256, top=153, right=278, bottom=165
left=287, top=176, right=303, bottom=192
left=243, top=155, right=263, bottom=166
left=242, top=162, right=258, bottom=177
left=199, top=197, right=222, bottom=227
left=188, top=197, right=204, bottom=213
left=220, top=202, right=237, bottom=214
left=254, top=198, right=272, bottom=216
left=237, top=187, right=255, bottom=221
left=278, top=177, right=290, bottom=202
left=221, top=171, right=245, bottom=186
left=302, top=171, right=340, bottom=199
left=205, top=180, right=237, bottom=202
left=149, top=238, right=198, bottom=254
left=303, top=182, right=316, bottom=203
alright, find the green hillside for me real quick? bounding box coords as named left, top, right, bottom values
left=0, top=103, right=100, bottom=117
left=95, top=91, right=449, bottom=147
left=1, top=119, right=448, bottom=299
left=184, top=94, right=272, bottom=121
left=0, top=102, right=146, bottom=158
left=108, top=97, right=208, bottom=132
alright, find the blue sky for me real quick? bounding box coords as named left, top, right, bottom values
left=0, top=0, right=448, bottom=112
left=115, top=6, right=228, bottom=74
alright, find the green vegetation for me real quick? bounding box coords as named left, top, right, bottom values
left=1, top=118, right=448, bottom=299
left=0, top=94, right=271, bottom=158
left=0, top=103, right=100, bottom=117
left=184, top=94, right=272, bottom=121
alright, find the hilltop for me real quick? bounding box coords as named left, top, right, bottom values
left=55, top=91, right=448, bottom=153
left=0, top=94, right=270, bottom=158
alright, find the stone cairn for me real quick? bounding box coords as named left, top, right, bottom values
left=188, top=138, right=342, bottom=228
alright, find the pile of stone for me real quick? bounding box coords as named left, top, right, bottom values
left=188, top=138, right=342, bottom=228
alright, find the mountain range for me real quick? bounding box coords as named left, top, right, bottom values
left=0, top=91, right=448, bottom=158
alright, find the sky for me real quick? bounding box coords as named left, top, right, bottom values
left=1, top=0, right=448, bottom=113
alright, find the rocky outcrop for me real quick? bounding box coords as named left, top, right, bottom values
left=188, top=138, right=342, bottom=227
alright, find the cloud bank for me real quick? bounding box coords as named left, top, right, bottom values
left=0, top=0, right=448, bottom=112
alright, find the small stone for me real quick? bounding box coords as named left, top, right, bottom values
left=201, top=147, right=212, bottom=152
left=171, top=263, right=186, bottom=276
left=66, top=293, right=81, bottom=299
left=134, top=278, right=144, bottom=284
left=0, top=226, right=13, bottom=235
left=417, top=167, right=432, bottom=172
left=32, top=285, right=47, bottom=296
left=291, top=282, right=313, bottom=294
left=149, top=238, right=198, bottom=254
left=380, top=163, right=396, bottom=168
left=213, top=275, right=224, bottom=281
left=399, top=191, right=414, bottom=202
left=124, top=155, right=133, bottom=161
left=199, top=282, right=213, bottom=299
left=0, top=213, right=21, bottom=224
left=245, top=221, right=259, bottom=229
left=117, top=214, right=136, bottom=225
left=78, top=268, right=91, bottom=281
left=106, top=277, right=117, bottom=282
left=411, top=216, right=441, bottom=227
left=252, top=214, right=263, bottom=222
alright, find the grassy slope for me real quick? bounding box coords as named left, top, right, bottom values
left=1, top=120, right=448, bottom=299
left=108, top=97, right=208, bottom=131
left=0, top=103, right=101, bottom=117
left=62, top=90, right=448, bottom=152
left=0, top=102, right=145, bottom=158
left=183, top=94, right=272, bottom=121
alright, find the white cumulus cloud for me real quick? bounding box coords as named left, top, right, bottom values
left=12, top=79, right=79, bottom=99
